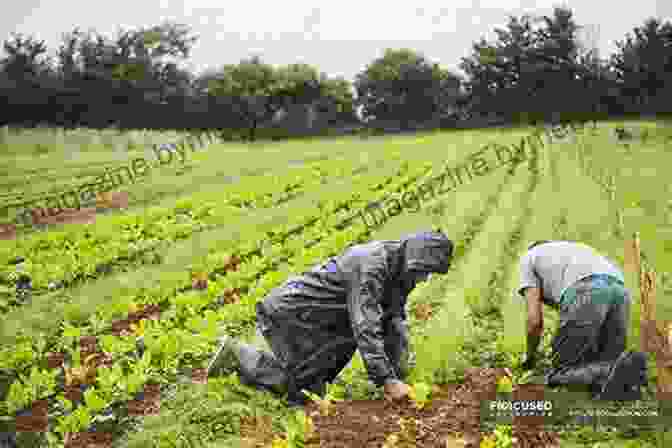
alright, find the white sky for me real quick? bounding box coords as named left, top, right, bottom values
left=2, top=0, right=671, bottom=81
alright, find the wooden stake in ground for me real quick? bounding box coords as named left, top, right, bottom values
left=630, top=233, right=672, bottom=396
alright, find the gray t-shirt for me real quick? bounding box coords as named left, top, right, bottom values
left=518, top=241, right=624, bottom=307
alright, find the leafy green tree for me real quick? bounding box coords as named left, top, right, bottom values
left=611, top=18, right=672, bottom=112
left=319, top=77, right=357, bottom=123
left=461, top=6, right=588, bottom=122
left=206, top=56, right=281, bottom=141
left=1, top=33, right=51, bottom=79
left=355, top=48, right=460, bottom=129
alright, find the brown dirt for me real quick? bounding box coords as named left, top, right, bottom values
left=221, top=289, right=241, bottom=304
left=110, top=319, right=132, bottom=337
left=31, top=207, right=98, bottom=226
left=141, top=383, right=162, bottom=407
left=65, top=431, right=113, bottom=448
left=80, top=336, right=98, bottom=360
left=239, top=415, right=278, bottom=448
left=134, top=304, right=161, bottom=321
left=14, top=417, right=48, bottom=432
left=127, top=394, right=161, bottom=416
left=46, top=352, right=65, bottom=369
left=64, top=385, right=84, bottom=403
left=30, top=399, right=49, bottom=417
left=87, top=430, right=114, bottom=448
left=276, top=368, right=559, bottom=448
left=0, top=223, right=16, bottom=240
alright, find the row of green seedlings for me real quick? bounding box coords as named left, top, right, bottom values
left=0, top=196, right=389, bottom=414
left=403, top=139, right=531, bottom=352
left=459, top=145, right=541, bottom=448
left=582, top=165, right=620, bottom=235
left=0, top=128, right=221, bottom=211
left=574, top=128, right=624, bottom=236
left=269, top=153, right=534, bottom=448
left=0, top=159, right=375, bottom=316
left=0, top=131, right=222, bottom=242
left=7, top=157, right=416, bottom=343
left=0, top=157, right=374, bottom=294
left=466, top=135, right=540, bottom=333
left=0, top=156, right=415, bottom=368
left=0, top=161, right=434, bottom=444
left=464, top=142, right=540, bottom=366
left=406, top=163, right=520, bottom=387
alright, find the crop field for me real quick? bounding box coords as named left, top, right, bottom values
left=1, top=121, right=672, bottom=448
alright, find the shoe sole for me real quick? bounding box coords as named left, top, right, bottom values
left=598, top=352, right=647, bottom=401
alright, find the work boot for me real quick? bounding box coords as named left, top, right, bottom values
left=595, top=351, right=648, bottom=401
left=207, top=336, right=241, bottom=376
left=546, top=361, right=613, bottom=391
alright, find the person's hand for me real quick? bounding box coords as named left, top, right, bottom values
left=384, top=380, right=411, bottom=402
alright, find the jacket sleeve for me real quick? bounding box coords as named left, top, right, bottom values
left=346, top=260, right=399, bottom=387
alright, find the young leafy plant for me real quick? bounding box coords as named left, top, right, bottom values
left=12, top=341, right=39, bottom=371
left=6, top=366, right=58, bottom=414
left=100, top=333, right=136, bottom=360
left=55, top=389, right=110, bottom=444
left=408, top=382, right=432, bottom=409
left=271, top=409, right=315, bottom=447
left=55, top=404, right=93, bottom=437
left=480, top=425, right=515, bottom=448
left=56, top=322, right=82, bottom=353
left=125, top=352, right=153, bottom=398
left=497, top=375, right=513, bottom=394
left=302, top=382, right=343, bottom=417
left=96, top=363, right=126, bottom=402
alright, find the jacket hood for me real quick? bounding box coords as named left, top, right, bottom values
left=400, top=230, right=454, bottom=276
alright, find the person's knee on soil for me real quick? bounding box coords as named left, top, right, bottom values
left=517, top=241, right=647, bottom=399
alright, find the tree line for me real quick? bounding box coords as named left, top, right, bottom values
left=1, top=6, right=670, bottom=139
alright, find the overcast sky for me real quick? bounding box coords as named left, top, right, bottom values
left=2, top=1, right=671, bottom=81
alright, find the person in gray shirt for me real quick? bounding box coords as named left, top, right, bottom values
left=518, top=240, right=648, bottom=400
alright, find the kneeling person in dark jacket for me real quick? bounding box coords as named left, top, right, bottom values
left=208, top=230, right=454, bottom=406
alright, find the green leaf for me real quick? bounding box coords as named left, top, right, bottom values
left=84, top=388, right=107, bottom=413
left=76, top=406, right=92, bottom=430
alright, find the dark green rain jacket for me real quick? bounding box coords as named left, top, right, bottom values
left=259, top=230, right=453, bottom=386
